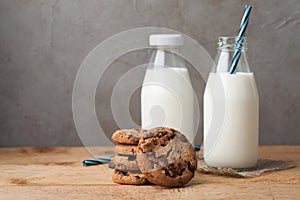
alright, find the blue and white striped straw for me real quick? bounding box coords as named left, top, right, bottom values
left=229, top=5, right=252, bottom=74
left=82, top=156, right=112, bottom=166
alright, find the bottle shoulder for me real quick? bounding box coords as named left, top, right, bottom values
left=149, top=49, right=187, bottom=69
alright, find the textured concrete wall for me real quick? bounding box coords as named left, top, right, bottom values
left=0, top=0, right=299, bottom=147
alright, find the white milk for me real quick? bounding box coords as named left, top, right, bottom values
left=141, top=67, right=194, bottom=143
left=204, top=72, right=259, bottom=168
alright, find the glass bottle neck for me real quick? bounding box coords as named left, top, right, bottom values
left=213, top=36, right=250, bottom=73
left=218, top=36, right=247, bottom=52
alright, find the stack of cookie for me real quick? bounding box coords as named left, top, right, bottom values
left=109, top=129, right=151, bottom=185
left=109, top=127, right=197, bottom=187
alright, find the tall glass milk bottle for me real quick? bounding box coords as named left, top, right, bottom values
left=203, top=37, right=259, bottom=168
left=141, top=34, right=195, bottom=143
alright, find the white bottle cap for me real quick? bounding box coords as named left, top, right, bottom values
left=149, top=34, right=183, bottom=46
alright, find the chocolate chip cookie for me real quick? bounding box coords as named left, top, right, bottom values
left=108, top=155, right=140, bottom=171
left=137, top=127, right=197, bottom=187
left=111, top=128, right=145, bottom=145
left=115, top=144, right=140, bottom=156
left=112, top=170, right=151, bottom=185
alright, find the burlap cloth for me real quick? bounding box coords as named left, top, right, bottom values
left=196, top=150, right=295, bottom=178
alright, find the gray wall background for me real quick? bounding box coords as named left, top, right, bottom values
left=0, top=0, right=299, bottom=147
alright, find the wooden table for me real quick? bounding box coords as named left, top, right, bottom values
left=0, top=146, right=299, bottom=199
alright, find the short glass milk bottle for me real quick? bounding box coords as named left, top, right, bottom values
left=141, top=34, right=195, bottom=143
left=203, top=37, right=259, bottom=168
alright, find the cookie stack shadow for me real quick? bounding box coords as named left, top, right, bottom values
left=109, top=127, right=197, bottom=187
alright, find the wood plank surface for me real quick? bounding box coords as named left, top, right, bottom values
left=0, top=146, right=299, bottom=200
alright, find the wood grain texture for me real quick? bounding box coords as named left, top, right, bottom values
left=0, top=146, right=299, bottom=200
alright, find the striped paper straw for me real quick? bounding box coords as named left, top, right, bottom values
left=229, top=5, right=252, bottom=74
left=82, top=156, right=112, bottom=166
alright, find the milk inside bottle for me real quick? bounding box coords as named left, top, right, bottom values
left=141, top=34, right=195, bottom=143
left=204, top=37, right=259, bottom=168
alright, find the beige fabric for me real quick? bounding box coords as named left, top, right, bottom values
left=196, top=151, right=295, bottom=178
